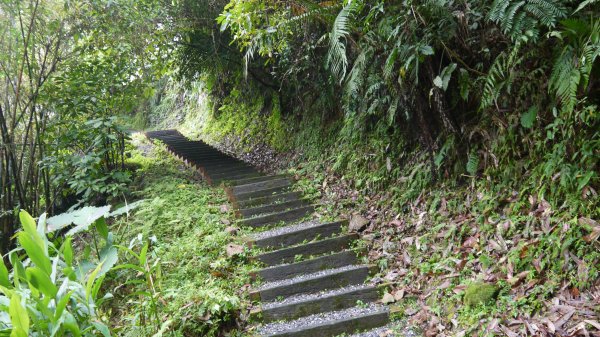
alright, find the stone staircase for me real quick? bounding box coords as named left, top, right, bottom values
left=145, top=130, right=392, bottom=337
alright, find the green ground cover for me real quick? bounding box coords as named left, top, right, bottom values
left=106, top=134, right=254, bottom=336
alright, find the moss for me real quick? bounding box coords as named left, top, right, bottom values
left=463, top=282, right=499, bottom=307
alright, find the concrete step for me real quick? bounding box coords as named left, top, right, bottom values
left=236, top=191, right=303, bottom=209
left=257, top=304, right=389, bottom=337
left=239, top=205, right=314, bottom=228
left=239, top=199, right=309, bottom=219
left=231, top=177, right=292, bottom=196
left=192, top=158, right=246, bottom=167
left=256, top=233, right=357, bottom=265
left=227, top=174, right=289, bottom=187
left=250, top=220, right=347, bottom=249
left=206, top=167, right=260, bottom=180
left=257, top=285, right=379, bottom=322
left=202, top=166, right=255, bottom=176
left=234, top=186, right=294, bottom=202
left=256, top=250, right=359, bottom=282
left=212, top=172, right=263, bottom=185
left=184, top=153, right=236, bottom=161
left=250, top=265, right=369, bottom=302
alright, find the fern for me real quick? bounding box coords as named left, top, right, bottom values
left=326, top=2, right=356, bottom=83
left=488, top=0, right=567, bottom=41
left=345, top=48, right=368, bottom=98
left=466, top=151, right=480, bottom=176
left=480, top=43, right=523, bottom=109
left=549, top=18, right=600, bottom=112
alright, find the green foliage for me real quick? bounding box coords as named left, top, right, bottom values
left=326, top=2, right=356, bottom=83
left=0, top=211, right=115, bottom=336
left=549, top=18, right=600, bottom=112
left=488, top=0, right=567, bottom=41
left=0, top=0, right=169, bottom=254
left=106, top=135, right=253, bottom=336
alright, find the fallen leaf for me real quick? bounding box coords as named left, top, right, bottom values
left=349, top=214, right=370, bottom=232
left=226, top=244, right=244, bottom=257
left=220, top=204, right=230, bottom=213
left=394, top=289, right=405, bottom=301
left=583, top=320, right=600, bottom=330
left=382, top=293, right=395, bottom=304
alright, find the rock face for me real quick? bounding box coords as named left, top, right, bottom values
left=349, top=215, right=370, bottom=232
left=463, top=282, right=499, bottom=307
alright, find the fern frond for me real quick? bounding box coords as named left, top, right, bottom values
left=326, top=2, right=357, bottom=83
left=488, top=0, right=567, bottom=41
left=466, top=151, right=480, bottom=175
left=345, top=48, right=368, bottom=97
left=549, top=18, right=600, bottom=111
left=383, top=48, right=398, bottom=81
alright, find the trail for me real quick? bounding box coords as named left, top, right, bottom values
left=145, top=129, right=394, bottom=337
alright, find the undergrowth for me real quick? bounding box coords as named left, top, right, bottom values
left=105, top=134, right=252, bottom=337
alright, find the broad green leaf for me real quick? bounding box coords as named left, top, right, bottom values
left=19, top=211, right=45, bottom=251
left=95, top=218, right=109, bottom=240
left=53, top=291, right=73, bottom=322
left=17, top=232, right=51, bottom=275
left=109, top=200, right=145, bottom=217
left=419, top=45, right=434, bottom=55
left=19, top=211, right=37, bottom=238
left=98, top=247, right=118, bottom=277
left=91, top=322, right=111, bottom=337
left=47, top=206, right=111, bottom=234
left=0, top=260, right=10, bottom=288
left=9, top=294, right=28, bottom=337
left=37, top=213, right=47, bottom=238
left=9, top=253, right=24, bottom=288
left=61, top=237, right=74, bottom=267
left=92, top=275, right=106, bottom=303
left=25, top=267, right=57, bottom=298
left=520, top=106, right=537, bottom=128
left=86, top=263, right=104, bottom=303
left=63, top=312, right=82, bottom=337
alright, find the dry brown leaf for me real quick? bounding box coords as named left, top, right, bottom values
left=583, top=320, right=600, bottom=331
left=394, top=289, right=405, bottom=301
left=226, top=243, right=244, bottom=257
left=499, top=325, right=519, bottom=337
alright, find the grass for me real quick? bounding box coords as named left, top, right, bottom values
left=105, top=134, right=256, bottom=337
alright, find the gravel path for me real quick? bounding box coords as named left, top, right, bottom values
left=258, top=303, right=388, bottom=336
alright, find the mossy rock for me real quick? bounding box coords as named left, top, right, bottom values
left=463, top=282, right=499, bottom=307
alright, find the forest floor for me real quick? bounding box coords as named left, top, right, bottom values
left=194, top=132, right=600, bottom=337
